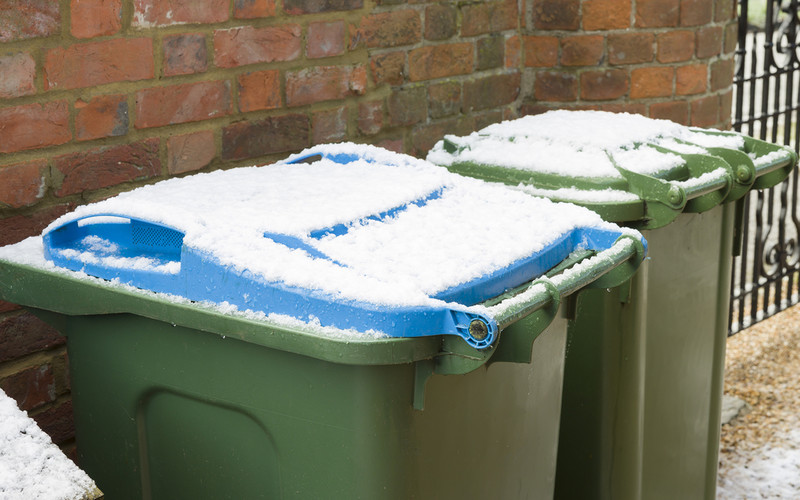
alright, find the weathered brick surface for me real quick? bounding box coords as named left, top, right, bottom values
left=696, top=25, right=723, bottom=58
left=411, top=117, right=474, bottom=157
left=313, top=106, right=347, bottom=143
left=75, top=94, right=129, bottom=141
left=523, top=36, right=559, bottom=67
left=681, top=0, right=713, bottom=26
left=0, top=160, right=48, bottom=209
left=533, top=0, right=579, bottom=30
left=307, top=21, right=345, bottom=59
left=409, top=43, right=473, bottom=81
left=284, top=0, right=362, bottom=15
left=44, top=38, right=154, bottom=90
left=0, top=52, right=36, bottom=99
left=0, top=0, right=60, bottom=42
left=428, top=81, right=462, bottom=118
left=357, top=100, right=383, bottom=135
left=477, top=35, right=505, bottom=70
left=0, top=204, right=74, bottom=247
left=350, top=10, right=421, bottom=49
left=425, top=3, right=457, bottom=41
left=651, top=100, right=689, bottom=124
left=608, top=33, right=654, bottom=65
left=370, top=52, right=405, bottom=86
left=388, top=86, right=427, bottom=126
left=163, top=33, right=208, bottom=77
left=561, top=35, right=604, bottom=66
left=461, top=0, right=517, bottom=37
left=135, top=81, right=232, bottom=128
left=676, top=63, right=708, bottom=95
left=636, top=0, right=679, bottom=27
left=234, top=0, right=277, bottom=19
left=583, top=0, right=631, bottom=30
left=535, top=71, right=578, bottom=101
left=0, top=312, right=65, bottom=364
left=32, top=399, right=74, bottom=445
left=168, top=130, right=216, bottom=174
left=214, top=25, right=301, bottom=68
left=222, top=114, right=309, bottom=160
left=631, top=67, right=673, bottom=98
left=286, top=65, right=366, bottom=107
left=71, top=0, right=121, bottom=38
left=0, top=101, right=71, bottom=153
left=658, top=30, right=695, bottom=63
left=711, top=57, right=734, bottom=91
left=690, top=94, right=719, bottom=127
left=463, top=72, right=520, bottom=112
left=238, top=70, right=281, bottom=113
left=1, top=364, right=55, bottom=411
left=54, top=139, right=161, bottom=196
left=581, top=69, right=629, bottom=100
left=133, top=0, right=228, bottom=27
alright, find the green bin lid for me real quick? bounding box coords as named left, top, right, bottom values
left=428, top=110, right=797, bottom=229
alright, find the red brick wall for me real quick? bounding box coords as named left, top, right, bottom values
left=0, top=0, right=736, bottom=456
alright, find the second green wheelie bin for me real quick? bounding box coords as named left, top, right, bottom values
left=427, top=110, right=797, bottom=500
left=0, top=143, right=647, bottom=500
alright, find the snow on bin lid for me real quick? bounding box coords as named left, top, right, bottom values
left=0, top=388, right=101, bottom=500
left=21, top=143, right=641, bottom=348
left=427, top=110, right=745, bottom=179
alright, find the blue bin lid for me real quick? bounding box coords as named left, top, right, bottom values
left=41, top=143, right=642, bottom=349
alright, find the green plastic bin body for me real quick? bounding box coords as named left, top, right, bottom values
left=0, top=259, right=580, bottom=500
left=428, top=112, right=797, bottom=500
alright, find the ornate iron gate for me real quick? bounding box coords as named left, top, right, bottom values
left=730, top=0, right=800, bottom=334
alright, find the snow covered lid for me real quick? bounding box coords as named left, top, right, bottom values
left=33, top=143, right=643, bottom=348
left=0, top=389, right=102, bottom=500
left=428, top=110, right=797, bottom=228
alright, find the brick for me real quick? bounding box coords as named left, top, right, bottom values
left=681, top=0, right=712, bottom=26
left=52, top=351, right=70, bottom=396
left=132, top=0, right=228, bottom=27
left=135, top=81, right=232, bottom=128
left=388, top=86, right=427, bottom=126
left=350, top=10, right=421, bottom=49
left=222, top=114, right=309, bottom=161
left=463, top=72, right=520, bottom=112
left=524, top=35, right=558, bottom=67
left=690, top=94, right=719, bottom=127
left=476, top=110, right=505, bottom=130
left=31, top=399, right=74, bottom=445
left=0, top=160, right=48, bottom=209
left=657, top=31, right=695, bottom=63
left=409, top=43, right=473, bottom=81
left=477, top=35, right=504, bottom=70
left=0, top=302, right=21, bottom=314
left=711, top=57, right=734, bottom=91
left=676, top=63, right=708, bottom=95
left=43, top=38, right=154, bottom=90
left=0, top=312, right=65, bottom=363
left=370, top=52, right=405, bottom=86
left=635, top=0, right=679, bottom=27
left=719, top=89, right=732, bottom=128
left=286, top=65, right=366, bottom=107
left=0, top=0, right=60, bottom=42
left=696, top=25, right=723, bottom=58
left=238, top=70, right=281, bottom=113
left=214, top=25, right=301, bottom=68
left=1, top=364, right=56, bottom=411
left=534, top=71, right=578, bottom=101
left=608, top=33, right=654, bottom=65
left=167, top=130, right=216, bottom=175
left=561, top=35, right=604, bottom=66
left=599, top=102, right=647, bottom=115
left=505, top=35, right=521, bottom=67
left=0, top=52, right=36, bottom=99
left=723, top=21, right=738, bottom=54
left=374, top=138, right=403, bottom=153
left=75, top=94, right=128, bottom=141
left=583, top=0, right=631, bottom=30
left=425, top=3, right=457, bottom=40
left=234, top=0, right=276, bottom=19
left=715, top=0, right=735, bottom=22
left=428, top=81, right=462, bottom=118
left=650, top=100, right=689, bottom=124
left=307, top=21, right=345, bottom=59
left=163, top=33, right=207, bottom=77
left=0, top=204, right=73, bottom=246
left=581, top=69, right=629, bottom=100
left=533, top=0, right=579, bottom=30
left=71, top=0, right=121, bottom=38
left=358, top=100, right=383, bottom=135
left=54, top=139, right=161, bottom=197
left=284, top=0, right=362, bottom=15
left=313, top=106, right=347, bottom=144
left=0, top=101, right=70, bottom=153
left=630, top=67, right=673, bottom=99
left=461, top=0, right=517, bottom=37
left=411, top=118, right=474, bottom=157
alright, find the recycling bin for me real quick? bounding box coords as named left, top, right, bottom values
left=0, top=144, right=647, bottom=500
left=427, top=110, right=797, bottom=500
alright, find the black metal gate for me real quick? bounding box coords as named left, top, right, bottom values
left=730, top=0, right=800, bottom=334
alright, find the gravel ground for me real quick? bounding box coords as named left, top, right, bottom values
left=717, top=304, right=800, bottom=498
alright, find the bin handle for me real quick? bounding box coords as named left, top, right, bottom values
left=484, top=235, right=645, bottom=330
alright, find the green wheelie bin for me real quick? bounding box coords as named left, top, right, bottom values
left=0, top=143, right=647, bottom=500
left=427, top=110, right=797, bottom=500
